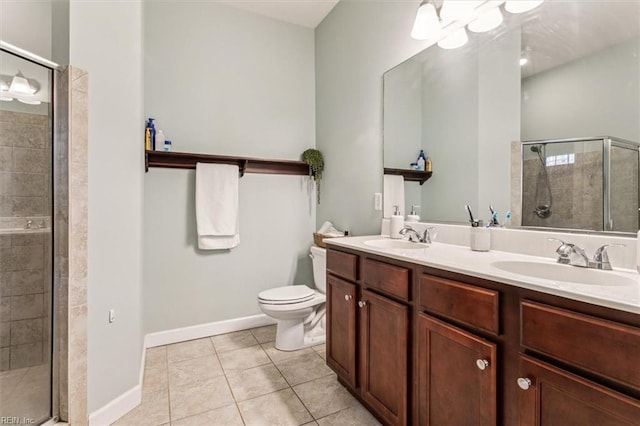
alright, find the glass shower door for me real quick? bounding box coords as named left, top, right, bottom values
left=0, top=49, right=53, bottom=425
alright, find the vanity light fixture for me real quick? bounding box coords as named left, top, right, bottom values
left=437, top=27, right=469, bottom=49
left=411, top=0, right=545, bottom=48
left=0, top=73, right=41, bottom=105
left=411, top=1, right=442, bottom=40
left=468, top=6, right=503, bottom=33
left=504, top=0, right=544, bottom=14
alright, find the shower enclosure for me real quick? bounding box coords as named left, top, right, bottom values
left=521, top=136, right=640, bottom=232
left=0, top=48, right=55, bottom=425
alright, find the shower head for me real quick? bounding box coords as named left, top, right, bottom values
left=530, top=144, right=542, bottom=153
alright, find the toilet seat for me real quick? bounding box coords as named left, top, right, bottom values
left=258, top=285, right=315, bottom=305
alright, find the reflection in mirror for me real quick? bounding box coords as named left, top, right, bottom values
left=519, top=138, right=639, bottom=233
left=383, top=1, right=640, bottom=233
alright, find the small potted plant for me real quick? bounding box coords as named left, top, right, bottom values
left=302, top=148, right=324, bottom=204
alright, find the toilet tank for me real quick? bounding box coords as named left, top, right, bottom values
left=310, top=246, right=327, bottom=293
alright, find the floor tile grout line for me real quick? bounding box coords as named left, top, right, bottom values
left=211, top=336, right=248, bottom=425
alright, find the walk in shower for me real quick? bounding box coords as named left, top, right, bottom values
left=521, top=137, right=640, bottom=232
left=0, top=47, right=54, bottom=425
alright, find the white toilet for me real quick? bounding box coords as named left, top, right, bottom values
left=258, top=246, right=327, bottom=351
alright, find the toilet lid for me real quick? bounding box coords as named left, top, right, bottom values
left=258, top=286, right=315, bottom=305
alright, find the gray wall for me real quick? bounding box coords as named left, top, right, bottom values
left=143, top=2, right=316, bottom=333
left=315, top=1, right=428, bottom=234
left=522, top=37, right=640, bottom=142
left=0, top=0, right=52, bottom=59
left=69, top=1, right=144, bottom=413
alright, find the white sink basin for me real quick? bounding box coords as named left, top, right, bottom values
left=364, top=239, right=428, bottom=250
left=491, top=260, right=637, bottom=286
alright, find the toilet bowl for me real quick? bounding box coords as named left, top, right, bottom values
left=258, top=246, right=327, bottom=351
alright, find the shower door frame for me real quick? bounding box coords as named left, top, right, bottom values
left=520, top=136, right=640, bottom=234
left=0, top=41, right=60, bottom=425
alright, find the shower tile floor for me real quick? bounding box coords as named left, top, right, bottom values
left=112, top=325, right=381, bottom=426
left=0, top=363, right=49, bottom=423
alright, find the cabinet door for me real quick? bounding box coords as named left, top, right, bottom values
left=417, top=313, right=497, bottom=426
left=326, top=275, right=357, bottom=389
left=359, top=289, right=409, bottom=425
left=518, top=355, right=640, bottom=426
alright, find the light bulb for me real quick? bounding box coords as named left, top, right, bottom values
left=411, top=2, right=442, bottom=40
left=520, top=58, right=529, bottom=66
left=437, top=27, right=469, bottom=50
left=505, top=0, right=544, bottom=14
left=9, top=76, right=34, bottom=95
left=468, top=7, right=503, bottom=33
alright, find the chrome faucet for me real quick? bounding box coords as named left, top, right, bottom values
left=399, top=225, right=435, bottom=244
left=591, top=244, right=625, bottom=270
left=25, top=220, right=33, bottom=230
left=549, top=238, right=625, bottom=270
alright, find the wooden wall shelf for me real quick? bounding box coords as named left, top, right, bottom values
left=145, top=150, right=310, bottom=177
left=384, top=168, right=433, bottom=185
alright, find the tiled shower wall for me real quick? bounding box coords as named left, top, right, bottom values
left=0, top=110, right=52, bottom=371
left=522, top=152, right=604, bottom=230
left=521, top=148, right=639, bottom=232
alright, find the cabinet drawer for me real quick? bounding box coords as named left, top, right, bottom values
left=419, top=275, right=499, bottom=335
left=363, top=258, right=410, bottom=301
left=327, top=249, right=359, bottom=282
left=521, top=300, right=640, bottom=390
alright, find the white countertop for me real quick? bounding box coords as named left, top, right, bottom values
left=325, top=235, right=640, bottom=314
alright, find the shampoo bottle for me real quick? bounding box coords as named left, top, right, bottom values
left=390, top=205, right=404, bottom=239
left=147, top=118, right=156, bottom=150
left=417, top=150, right=426, bottom=171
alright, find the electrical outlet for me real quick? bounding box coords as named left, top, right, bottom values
left=108, top=309, right=116, bottom=323
left=374, top=193, right=383, bottom=211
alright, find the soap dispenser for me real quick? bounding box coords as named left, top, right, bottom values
left=390, top=205, right=404, bottom=239
left=406, top=205, right=420, bottom=223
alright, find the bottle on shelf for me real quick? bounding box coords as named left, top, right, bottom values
left=146, top=118, right=156, bottom=150
left=154, top=129, right=165, bottom=152
left=417, top=150, right=426, bottom=171
left=426, top=157, right=432, bottom=172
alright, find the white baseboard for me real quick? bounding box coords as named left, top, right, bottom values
left=144, top=313, right=276, bottom=348
left=88, top=383, right=141, bottom=426
left=89, top=314, right=273, bottom=425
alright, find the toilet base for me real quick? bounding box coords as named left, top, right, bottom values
left=274, top=318, right=326, bottom=351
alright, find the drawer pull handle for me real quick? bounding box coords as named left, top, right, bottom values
left=476, top=359, right=489, bottom=370
left=517, top=377, right=532, bottom=390
left=358, top=301, right=367, bottom=308
left=344, top=294, right=352, bottom=301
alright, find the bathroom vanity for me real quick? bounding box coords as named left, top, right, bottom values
left=324, top=236, right=640, bottom=425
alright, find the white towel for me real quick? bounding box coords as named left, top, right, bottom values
left=383, top=174, right=405, bottom=218
left=196, top=163, right=240, bottom=250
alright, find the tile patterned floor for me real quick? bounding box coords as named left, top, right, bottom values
left=112, top=326, right=381, bottom=426
left=0, top=363, right=49, bottom=423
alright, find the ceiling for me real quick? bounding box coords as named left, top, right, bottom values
left=218, top=0, right=340, bottom=28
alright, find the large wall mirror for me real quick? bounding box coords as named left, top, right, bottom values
left=383, top=0, right=640, bottom=233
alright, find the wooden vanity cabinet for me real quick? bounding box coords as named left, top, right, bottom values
left=518, top=355, right=640, bottom=425
left=326, top=245, right=640, bottom=426
left=326, top=248, right=411, bottom=425
left=417, top=313, right=497, bottom=425
left=326, top=275, right=357, bottom=388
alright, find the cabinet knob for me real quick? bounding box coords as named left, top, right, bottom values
left=517, top=377, right=532, bottom=390
left=344, top=294, right=352, bottom=301
left=476, top=359, right=489, bottom=370
left=358, top=301, right=367, bottom=308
